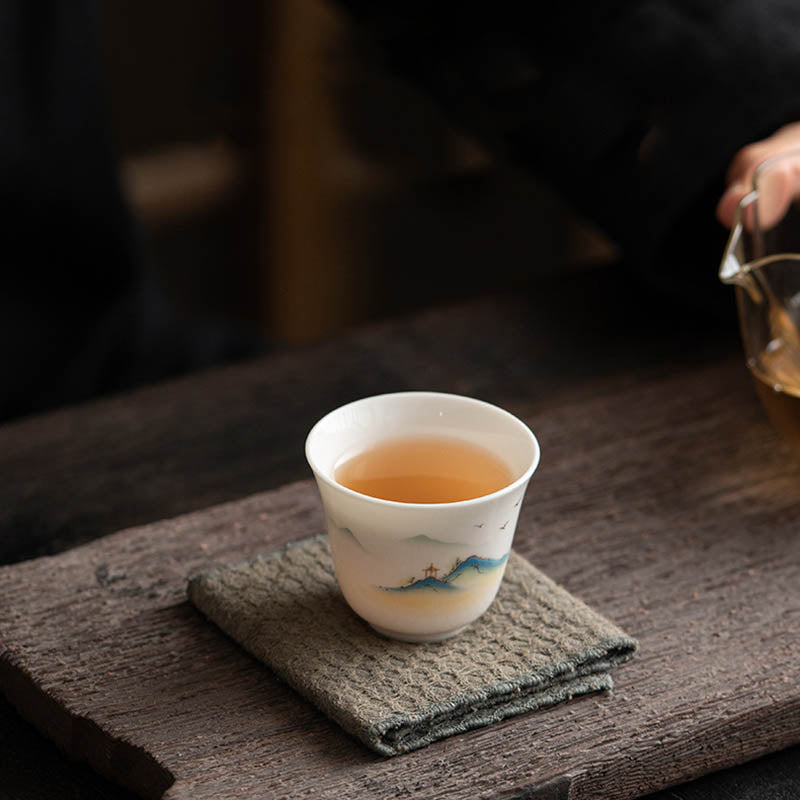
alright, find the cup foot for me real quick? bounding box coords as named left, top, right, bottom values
left=369, top=623, right=468, bottom=643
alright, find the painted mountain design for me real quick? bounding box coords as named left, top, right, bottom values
left=405, top=534, right=467, bottom=547
left=334, top=526, right=468, bottom=553
left=335, top=526, right=368, bottom=552
left=379, top=553, right=509, bottom=593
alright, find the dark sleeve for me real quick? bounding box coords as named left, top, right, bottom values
left=332, top=1, right=800, bottom=298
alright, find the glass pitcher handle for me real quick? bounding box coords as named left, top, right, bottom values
left=719, top=190, right=763, bottom=303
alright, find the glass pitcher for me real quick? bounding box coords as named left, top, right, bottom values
left=719, top=150, right=800, bottom=450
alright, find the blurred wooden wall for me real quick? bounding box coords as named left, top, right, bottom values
left=263, top=0, right=368, bottom=342
left=103, top=0, right=616, bottom=345
left=102, top=0, right=263, bottom=326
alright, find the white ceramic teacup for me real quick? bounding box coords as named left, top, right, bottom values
left=305, top=392, right=540, bottom=642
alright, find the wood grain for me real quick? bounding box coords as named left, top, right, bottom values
left=2, top=356, right=799, bottom=799
left=0, top=274, right=735, bottom=566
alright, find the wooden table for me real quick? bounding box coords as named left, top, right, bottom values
left=1, top=268, right=799, bottom=798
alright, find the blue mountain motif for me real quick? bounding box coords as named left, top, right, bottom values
left=382, top=576, right=461, bottom=593
left=446, top=553, right=509, bottom=582
left=379, top=552, right=509, bottom=593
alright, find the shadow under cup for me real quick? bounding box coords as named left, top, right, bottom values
left=305, top=392, right=541, bottom=642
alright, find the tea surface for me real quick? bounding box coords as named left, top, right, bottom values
left=334, top=435, right=514, bottom=503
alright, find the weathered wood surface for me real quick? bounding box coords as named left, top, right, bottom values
left=2, top=355, right=799, bottom=799
left=0, top=271, right=734, bottom=568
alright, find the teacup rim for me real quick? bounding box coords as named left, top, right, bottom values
left=304, top=391, right=541, bottom=509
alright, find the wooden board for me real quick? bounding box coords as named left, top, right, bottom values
left=2, top=357, right=800, bottom=799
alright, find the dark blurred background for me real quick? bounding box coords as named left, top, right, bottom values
left=100, top=0, right=613, bottom=343
left=9, top=0, right=728, bottom=426
left=15, top=0, right=800, bottom=424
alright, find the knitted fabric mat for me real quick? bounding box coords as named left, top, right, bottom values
left=188, top=534, right=637, bottom=756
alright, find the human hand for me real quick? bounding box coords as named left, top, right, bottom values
left=717, top=122, right=800, bottom=230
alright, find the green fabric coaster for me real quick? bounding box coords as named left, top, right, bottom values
left=187, top=534, right=637, bottom=756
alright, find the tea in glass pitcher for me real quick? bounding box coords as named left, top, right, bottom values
left=720, top=151, right=800, bottom=451
left=750, top=331, right=800, bottom=449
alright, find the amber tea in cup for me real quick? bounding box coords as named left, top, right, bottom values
left=334, top=435, right=514, bottom=504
